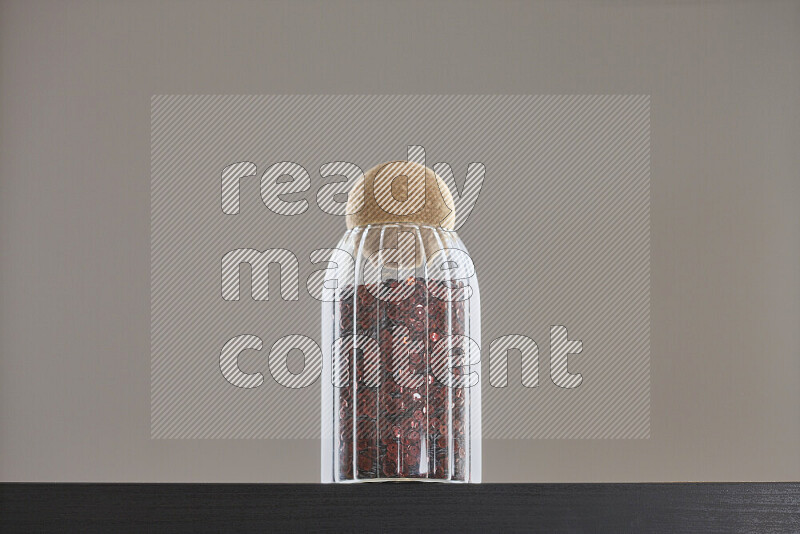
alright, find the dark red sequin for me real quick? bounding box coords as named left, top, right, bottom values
left=334, top=278, right=470, bottom=481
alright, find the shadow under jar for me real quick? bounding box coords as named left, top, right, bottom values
left=321, top=223, right=481, bottom=483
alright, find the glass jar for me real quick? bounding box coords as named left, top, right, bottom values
left=321, top=222, right=481, bottom=483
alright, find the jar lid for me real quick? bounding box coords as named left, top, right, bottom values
left=345, top=161, right=455, bottom=230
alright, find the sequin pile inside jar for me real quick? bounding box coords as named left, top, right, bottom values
left=321, top=224, right=481, bottom=483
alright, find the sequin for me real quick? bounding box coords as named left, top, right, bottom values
left=333, top=280, right=470, bottom=481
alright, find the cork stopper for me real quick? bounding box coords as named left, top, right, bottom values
left=345, top=161, right=455, bottom=230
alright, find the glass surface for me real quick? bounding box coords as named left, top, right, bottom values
left=321, top=224, right=481, bottom=483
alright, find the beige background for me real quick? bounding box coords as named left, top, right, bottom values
left=1, top=0, right=798, bottom=482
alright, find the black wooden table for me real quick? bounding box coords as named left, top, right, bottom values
left=2, top=483, right=799, bottom=532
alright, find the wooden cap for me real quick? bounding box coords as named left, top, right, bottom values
left=345, top=161, right=455, bottom=230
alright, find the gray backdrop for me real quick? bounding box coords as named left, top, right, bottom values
left=1, top=0, right=798, bottom=482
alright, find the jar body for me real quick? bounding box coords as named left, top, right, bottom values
left=321, top=223, right=481, bottom=483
